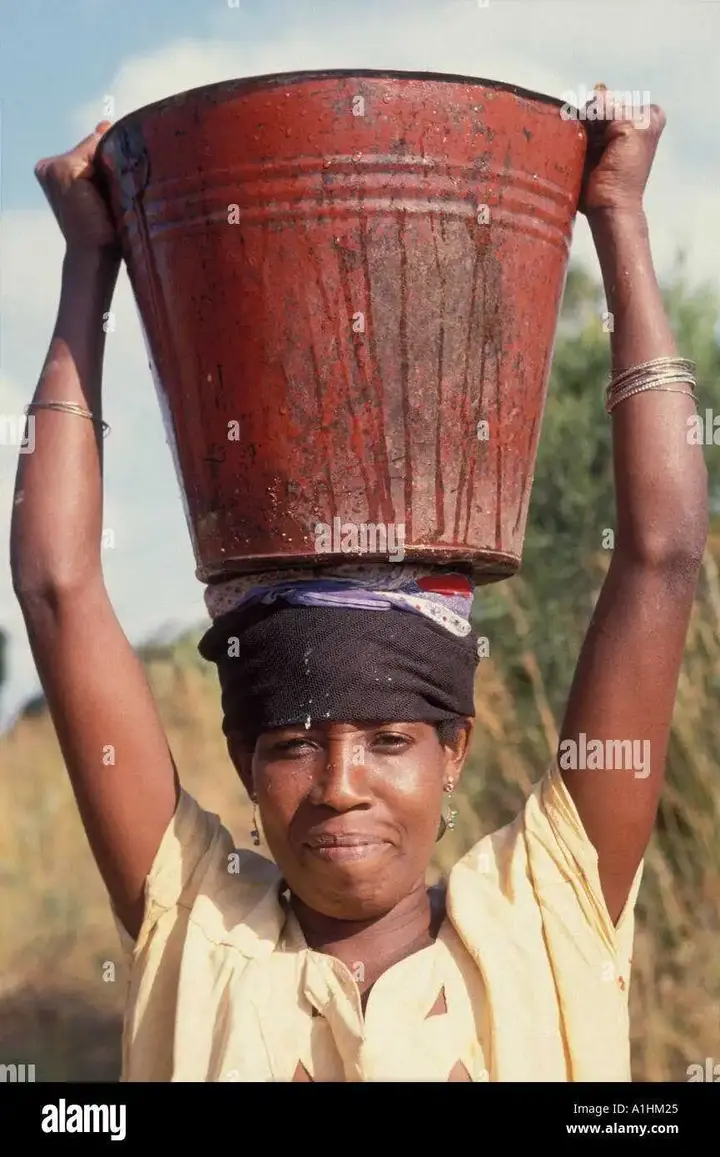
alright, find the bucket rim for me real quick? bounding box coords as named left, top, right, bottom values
left=96, top=68, right=579, bottom=154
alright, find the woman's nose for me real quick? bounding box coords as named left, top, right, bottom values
left=308, top=741, right=371, bottom=810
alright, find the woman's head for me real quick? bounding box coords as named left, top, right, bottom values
left=198, top=586, right=481, bottom=920
left=227, top=717, right=473, bottom=921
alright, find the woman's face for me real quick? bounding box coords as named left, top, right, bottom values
left=229, top=721, right=470, bottom=920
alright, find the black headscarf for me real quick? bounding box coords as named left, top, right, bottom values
left=198, top=602, right=479, bottom=736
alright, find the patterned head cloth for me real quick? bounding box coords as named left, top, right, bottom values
left=198, top=564, right=479, bottom=736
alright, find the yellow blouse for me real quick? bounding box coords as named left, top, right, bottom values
left=116, top=762, right=642, bottom=1081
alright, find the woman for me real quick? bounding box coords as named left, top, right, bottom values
left=11, top=91, right=707, bottom=1082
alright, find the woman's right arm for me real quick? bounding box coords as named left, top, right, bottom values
left=10, top=127, right=179, bottom=941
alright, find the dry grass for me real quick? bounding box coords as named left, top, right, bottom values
left=0, top=560, right=718, bottom=1081
left=0, top=647, right=256, bottom=1081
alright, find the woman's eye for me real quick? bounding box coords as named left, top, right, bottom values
left=273, top=739, right=316, bottom=756
left=373, top=733, right=410, bottom=749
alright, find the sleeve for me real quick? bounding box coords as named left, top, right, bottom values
left=113, top=788, right=226, bottom=959
left=524, top=761, right=644, bottom=977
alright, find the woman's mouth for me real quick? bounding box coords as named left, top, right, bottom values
left=304, top=835, right=389, bottom=862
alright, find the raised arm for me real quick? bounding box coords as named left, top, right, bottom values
left=557, top=96, right=709, bottom=923
left=10, top=127, right=178, bottom=939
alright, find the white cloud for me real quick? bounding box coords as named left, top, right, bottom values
left=2, top=0, right=719, bottom=725
left=70, top=0, right=720, bottom=280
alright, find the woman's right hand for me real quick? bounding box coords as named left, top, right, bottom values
left=34, top=122, right=120, bottom=255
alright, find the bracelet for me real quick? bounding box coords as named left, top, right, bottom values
left=608, top=357, right=696, bottom=391
left=607, top=382, right=697, bottom=413
left=25, top=401, right=110, bottom=437
left=605, top=357, right=697, bottom=415
left=609, top=374, right=696, bottom=407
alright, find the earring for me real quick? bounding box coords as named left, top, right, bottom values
left=444, top=781, right=458, bottom=831
left=435, top=782, right=457, bottom=842
left=250, top=795, right=261, bottom=847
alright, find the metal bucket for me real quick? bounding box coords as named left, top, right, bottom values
left=96, top=69, right=586, bottom=585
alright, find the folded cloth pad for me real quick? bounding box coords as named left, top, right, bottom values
left=198, top=565, right=480, bottom=735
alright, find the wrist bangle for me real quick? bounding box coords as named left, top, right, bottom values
left=25, top=401, right=110, bottom=437
left=605, top=357, right=697, bottom=415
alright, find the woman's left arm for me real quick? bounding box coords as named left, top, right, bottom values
left=558, top=97, right=708, bottom=924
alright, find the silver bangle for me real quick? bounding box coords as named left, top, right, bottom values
left=605, top=357, right=697, bottom=415
left=606, top=382, right=697, bottom=414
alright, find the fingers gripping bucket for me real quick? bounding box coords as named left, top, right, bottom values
left=96, top=70, right=586, bottom=585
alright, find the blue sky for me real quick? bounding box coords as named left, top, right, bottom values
left=1, top=0, right=366, bottom=209
left=2, top=0, right=720, bottom=726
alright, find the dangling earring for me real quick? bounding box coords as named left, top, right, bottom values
left=435, top=781, right=457, bottom=842
left=444, top=781, right=458, bottom=831
left=250, top=795, right=261, bottom=847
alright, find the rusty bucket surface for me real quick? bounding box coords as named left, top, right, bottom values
left=96, top=69, right=586, bottom=585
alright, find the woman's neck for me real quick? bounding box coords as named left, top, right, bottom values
left=289, top=882, right=446, bottom=996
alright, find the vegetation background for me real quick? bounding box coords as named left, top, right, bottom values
left=1, top=263, right=719, bottom=1081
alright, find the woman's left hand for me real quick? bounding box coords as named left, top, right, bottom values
left=578, top=87, right=666, bottom=216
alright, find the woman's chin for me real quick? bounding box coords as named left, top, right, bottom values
left=288, top=863, right=399, bottom=921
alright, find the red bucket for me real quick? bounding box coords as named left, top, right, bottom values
left=96, top=70, right=586, bottom=585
